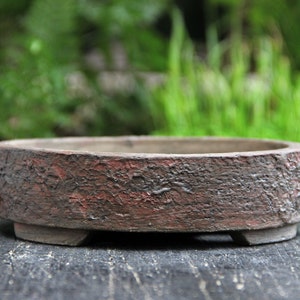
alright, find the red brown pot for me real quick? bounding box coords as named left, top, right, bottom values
left=0, top=136, right=299, bottom=246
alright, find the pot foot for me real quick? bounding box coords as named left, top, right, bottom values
left=14, top=223, right=90, bottom=246
left=230, top=224, right=298, bottom=246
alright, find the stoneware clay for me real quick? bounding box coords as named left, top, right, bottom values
left=0, top=136, right=300, bottom=246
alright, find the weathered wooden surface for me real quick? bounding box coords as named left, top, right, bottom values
left=1, top=219, right=300, bottom=300
left=1, top=137, right=300, bottom=240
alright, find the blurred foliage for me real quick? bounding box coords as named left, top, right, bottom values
left=1, top=0, right=300, bottom=140
left=210, top=0, right=300, bottom=69
left=0, top=0, right=170, bottom=139
left=151, top=9, right=300, bottom=141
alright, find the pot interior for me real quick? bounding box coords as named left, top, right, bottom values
left=4, top=137, right=288, bottom=154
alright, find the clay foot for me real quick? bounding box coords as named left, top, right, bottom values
left=230, top=224, right=298, bottom=246
left=14, top=223, right=91, bottom=246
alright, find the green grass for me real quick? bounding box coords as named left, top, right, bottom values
left=150, top=9, right=300, bottom=141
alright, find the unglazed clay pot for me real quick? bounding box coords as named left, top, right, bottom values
left=0, top=136, right=299, bottom=246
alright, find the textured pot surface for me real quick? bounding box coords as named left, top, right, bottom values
left=0, top=136, right=300, bottom=245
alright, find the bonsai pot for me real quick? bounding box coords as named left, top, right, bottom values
left=0, top=136, right=299, bottom=246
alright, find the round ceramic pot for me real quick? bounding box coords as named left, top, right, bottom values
left=0, top=136, right=299, bottom=246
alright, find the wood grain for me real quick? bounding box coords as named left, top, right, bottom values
left=0, top=220, right=300, bottom=300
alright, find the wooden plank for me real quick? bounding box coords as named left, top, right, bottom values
left=0, top=219, right=300, bottom=299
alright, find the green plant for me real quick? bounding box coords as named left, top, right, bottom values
left=0, top=0, right=169, bottom=139
left=150, top=9, right=300, bottom=141
left=78, top=0, right=170, bottom=71
left=0, top=0, right=77, bottom=138
left=2, top=0, right=300, bottom=140
left=210, top=0, right=300, bottom=69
